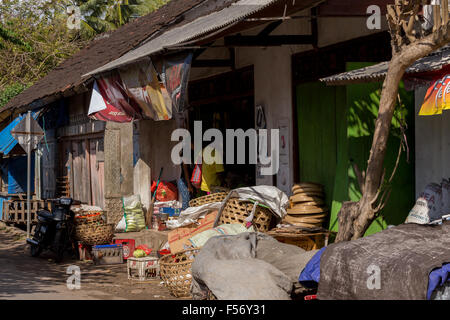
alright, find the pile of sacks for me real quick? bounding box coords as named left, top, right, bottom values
left=406, top=179, right=450, bottom=225
left=284, top=182, right=328, bottom=228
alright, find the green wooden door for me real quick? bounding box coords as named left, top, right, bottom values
left=296, top=82, right=346, bottom=212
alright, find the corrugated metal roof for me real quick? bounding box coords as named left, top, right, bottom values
left=320, top=45, right=450, bottom=85
left=85, top=0, right=280, bottom=77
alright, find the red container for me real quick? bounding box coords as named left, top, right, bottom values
left=114, top=239, right=135, bottom=260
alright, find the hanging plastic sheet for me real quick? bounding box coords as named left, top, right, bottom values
left=419, top=75, right=450, bottom=115
left=88, top=72, right=143, bottom=123
left=419, top=66, right=450, bottom=116
left=162, top=52, right=193, bottom=113
left=119, top=58, right=173, bottom=121
left=7, top=155, right=35, bottom=194
left=0, top=111, right=39, bottom=155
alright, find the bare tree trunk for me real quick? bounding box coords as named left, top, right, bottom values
left=336, top=27, right=450, bottom=242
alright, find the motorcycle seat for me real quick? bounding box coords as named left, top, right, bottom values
left=37, top=210, right=53, bottom=220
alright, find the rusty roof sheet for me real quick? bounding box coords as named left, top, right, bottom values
left=320, top=45, right=450, bottom=85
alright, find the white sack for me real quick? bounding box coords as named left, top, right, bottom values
left=406, top=182, right=442, bottom=224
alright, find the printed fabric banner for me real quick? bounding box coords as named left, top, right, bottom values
left=88, top=72, right=144, bottom=123
left=162, top=52, right=193, bottom=113
left=419, top=75, right=450, bottom=115
left=119, top=58, right=173, bottom=121
left=419, top=66, right=450, bottom=116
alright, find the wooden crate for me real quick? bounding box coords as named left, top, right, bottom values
left=2, top=199, right=52, bottom=224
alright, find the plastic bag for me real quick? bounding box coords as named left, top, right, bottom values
left=151, top=181, right=178, bottom=202
left=136, top=244, right=152, bottom=256
left=115, top=216, right=126, bottom=232
left=406, top=182, right=443, bottom=224
left=123, top=195, right=146, bottom=232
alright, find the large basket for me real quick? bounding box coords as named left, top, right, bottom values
left=218, top=199, right=273, bottom=232
left=159, top=248, right=200, bottom=298
left=75, top=223, right=114, bottom=246
left=189, top=192, right=228, bottom=207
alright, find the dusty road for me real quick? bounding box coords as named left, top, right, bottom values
left=0, top=223, right=180, bottom=300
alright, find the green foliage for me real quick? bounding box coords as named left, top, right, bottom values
left=74, top=0, right=168, bottom=37
left=0, top=83, right=30, bottom=108
left=0, top=0, right=169, bottom=107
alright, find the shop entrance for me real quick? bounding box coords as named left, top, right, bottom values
left=59, top=135, right=105, bottom=208
left=188, top=66, right=255, bottom=190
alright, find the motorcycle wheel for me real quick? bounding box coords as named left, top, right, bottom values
left=30, top=244, right=42, bottom=257
left=54, top=229, right=66, bottom=263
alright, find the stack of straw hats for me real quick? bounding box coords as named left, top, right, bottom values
left=284, top=182, right=328, bottom=228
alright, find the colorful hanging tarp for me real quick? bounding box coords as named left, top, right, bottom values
left=119, top=58, right=172, bottom=121
left=419, top=74, right=450, bottom=115
left=88, top=58, right=177, bottom=122
left=162, top=52, right=193, bottom=113
left=88, top=72, right=142, bottom=122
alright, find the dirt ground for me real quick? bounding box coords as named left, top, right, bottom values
left=0, top=222, right=183, bottom=300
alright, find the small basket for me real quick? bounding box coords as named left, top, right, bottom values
left=75, top=223, right=115, bottom=246
left=74, top=211, right=105, bottom=225
left=218, top=198, right=273, bottom=232
left=189, top=192, right=228, bottom=207
left=159, top=248, right=200, bottom=298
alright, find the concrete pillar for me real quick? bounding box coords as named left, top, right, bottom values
left=104, top=121, right=134, bottom=224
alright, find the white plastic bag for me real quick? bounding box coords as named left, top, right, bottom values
left=406, top=182, right=442, bottom=224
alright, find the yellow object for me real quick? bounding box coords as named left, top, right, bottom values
left=419, top=75, right=450, bottom=116
left=200, top=147, right=224, bottom=193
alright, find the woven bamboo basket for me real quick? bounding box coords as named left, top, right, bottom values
left=74, top=211, right=105, bottom=226
left=74, top=223, right=114, bottom=246
left=189, top=192, right=228, bottom=207
left=218, top=198, right=273, bottom=232
left=159, top=248, right=200, bottom=298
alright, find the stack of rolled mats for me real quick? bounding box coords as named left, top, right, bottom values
left=284, top=182, right=328, bottom=228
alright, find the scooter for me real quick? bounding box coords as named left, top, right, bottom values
left=26, top=198, right=80, bottom=263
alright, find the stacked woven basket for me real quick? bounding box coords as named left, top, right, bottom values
left=74, top=211, right=115, bottom=246
left=285, top=183, right=328, bottom=228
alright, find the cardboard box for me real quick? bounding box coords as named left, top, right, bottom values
left=168, top=210, right=218, bottom=254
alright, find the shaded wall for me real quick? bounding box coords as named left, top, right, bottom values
left=414, top=86, right=450, bottom=197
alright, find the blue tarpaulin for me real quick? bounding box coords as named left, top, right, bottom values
left=7, top=155, right=35, bottom=194
left=0, top=112, right=39, bottom=156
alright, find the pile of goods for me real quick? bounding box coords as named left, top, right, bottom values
left=153, top=200, right=182, bottom=231
left=285, top=182, right=328, bottom=228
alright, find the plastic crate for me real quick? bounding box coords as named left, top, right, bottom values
left=113, top=239, right=135, bottom=260
left=92, top=244, right=123, bottom=265
left=127, top=256, right=160, bottom=281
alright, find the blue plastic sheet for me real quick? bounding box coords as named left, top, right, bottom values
left=0, top=112, right=38, bottom=155
left=299, top=247, right=325, bottom=288
left=7, top=155, right=35, bottom=194
left=427, top=263, right=450, bottom=300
